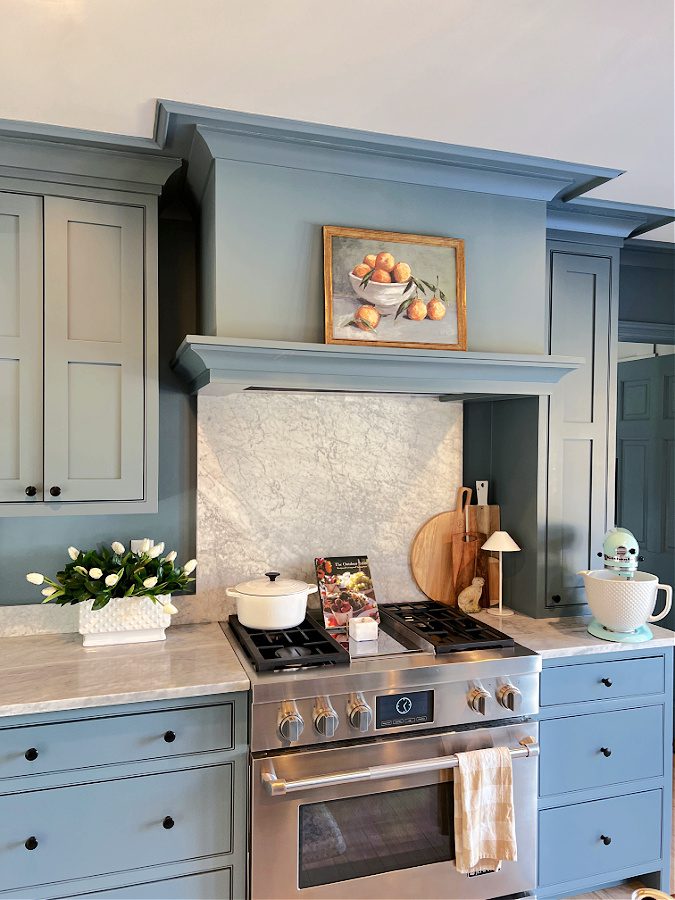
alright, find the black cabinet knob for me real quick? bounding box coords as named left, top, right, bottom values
left=162, top=816, right=175, bottom=830
left=24, top=836, right=38, bottom=851
left=24, top=748, right=38, bottom=761
left=49, top=486, right=61, bottom=497
left=600, top=747, right=612, bottom=757
left=25, top=486, right=37, bottom=497
left=551, top=594, right=561, bottom=604
left=600, top=834, right=612, bottom=846
left=163, top=730, right=176, bottom=743
left=601, top=677, right=613, bottom=687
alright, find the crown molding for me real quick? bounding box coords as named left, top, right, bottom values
left=547, top=197, right=675, bottom=241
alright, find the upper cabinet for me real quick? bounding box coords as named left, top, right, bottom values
left=0, top=134, right=179, bottom=515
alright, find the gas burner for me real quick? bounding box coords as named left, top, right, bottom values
left=227, top=616, right=350, bottom=672
left=380, top=600, right=514, bottom=653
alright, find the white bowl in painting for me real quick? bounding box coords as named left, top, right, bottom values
left=348, top=272, right=415, bottom=310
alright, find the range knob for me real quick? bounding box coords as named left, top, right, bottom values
left=314, top=699, right=339, bottom=737
left=278, top=701, right=304, bottom=743
left=468, top=687, right=491, bottom=715
left=497, top=683, right=522, bottom=712
left=347, top=694, right=373, bottom=733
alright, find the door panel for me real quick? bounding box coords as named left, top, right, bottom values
left=547, top=251, right=613, bottom=607
left=0, top=192, right=43, bottom=503
left=43, top=197, right=145, bottom=502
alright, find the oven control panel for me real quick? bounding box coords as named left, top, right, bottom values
left=252, top=670, right=539, bottom=751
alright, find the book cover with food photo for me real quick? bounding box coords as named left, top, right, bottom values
left=315, top=556, right=380, bottom=629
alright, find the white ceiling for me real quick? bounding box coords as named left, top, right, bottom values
left=2, top=0, right=673, bottom=240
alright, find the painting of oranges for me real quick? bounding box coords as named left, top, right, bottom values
left=323, top=226, right=466, bottom=350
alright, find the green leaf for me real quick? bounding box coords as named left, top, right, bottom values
left=439, top=290, right=447, bottom=303
left=420, top=280, right=435, bottom=292
left=395, top=297, right=414, bottom=320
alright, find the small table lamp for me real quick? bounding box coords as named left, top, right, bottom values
left=481, top=531, right=521, bottom=617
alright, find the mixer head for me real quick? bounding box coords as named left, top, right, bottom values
left=597, top=526, right=642, bottom=578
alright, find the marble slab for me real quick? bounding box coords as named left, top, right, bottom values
left=471, top=609, right=675, bottom=658
left=0, top=623, right=249, bottom=718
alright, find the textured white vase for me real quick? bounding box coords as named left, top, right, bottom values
left=78, top=595, right=172, bottom=647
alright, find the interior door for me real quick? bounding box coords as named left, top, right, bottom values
left=617, top=353, right=675, bottom=624
left=43, top=197, right=145, bottom=502
left=0, top=192, right=43, bottom=503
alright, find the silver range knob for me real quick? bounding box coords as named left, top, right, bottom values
left=468, top=687, right=491, bottom=715
left=347, top=695, right=373, bottom=733
left=278, top=701, right=304, bottom=743
left=314, top=699, right=339, bottom=737
left=497, top=683, right=522, bottom=712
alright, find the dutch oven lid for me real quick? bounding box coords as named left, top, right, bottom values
left=234, top=571, right=312, bottom=597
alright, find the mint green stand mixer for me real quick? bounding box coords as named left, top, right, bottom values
left=581, top=527, right=672, bottom=643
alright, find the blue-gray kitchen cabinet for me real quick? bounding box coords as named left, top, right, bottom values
left=537, top=648, right=673, bottom=898
left=0, top=693, right=248, bottom=900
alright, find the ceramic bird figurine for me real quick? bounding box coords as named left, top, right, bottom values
left=457, top=576, right=485, bottom=613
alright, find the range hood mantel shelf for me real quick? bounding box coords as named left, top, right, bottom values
left=172, top=336, right=582, bottom=400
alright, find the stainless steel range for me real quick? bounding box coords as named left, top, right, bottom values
left=223, top=601, right=541, bottom=900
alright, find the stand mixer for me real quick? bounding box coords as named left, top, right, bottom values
left=580, top=527, right=672, bottom=643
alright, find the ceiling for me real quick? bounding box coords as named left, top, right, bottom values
left=2, top=0, right=673, bottom=240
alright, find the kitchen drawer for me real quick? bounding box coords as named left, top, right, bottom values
left=539, top=790, right=662, bottom=887
left=540, top=656, right=664, bottom=707
left=540, top=705, right=663, bottom=796
left=0, top=702, right=233, bottom=780
left=0, top=764, right=233, bottom=892
left=65, top=868, right=233, bottom=899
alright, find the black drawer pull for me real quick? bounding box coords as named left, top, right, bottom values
left=162, top=816, right=175, bottom=830
left=25, top=485, right=37, bottom=497
left=49, top=486, right=61, bottom=497
left=24, top=836, right=38, bottom=851
left=600, top=747, right=612, bottom=757
left=24, top=748, right=39, bottom=761
left=601, top=677, right=613, bottom=687
left=600, top=834, right=612, bottom=846
left=163, top=730, right=176, bottom=743
left=551, top=595, right=561, bottom=604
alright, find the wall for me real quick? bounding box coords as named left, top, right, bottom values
left=208, top=159, right=547, bottom=353
left=197, top=392, right=462, bottom=616
left=0, top=207, right=197, bottom=604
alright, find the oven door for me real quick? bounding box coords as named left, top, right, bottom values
left=251, top=722, right=538, bottom=900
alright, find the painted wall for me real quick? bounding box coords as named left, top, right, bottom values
left=208, top=159, right=547, bottom=353
left=1, top=0, right=673, bottom=240
left=0, top=208, right=198, bottom=604
left=197, top=392, right=462, bottom=614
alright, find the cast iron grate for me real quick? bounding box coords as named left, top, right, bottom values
left=379, top=600, right=514, bottom=654
left=227, top=616, right=350, bottom=672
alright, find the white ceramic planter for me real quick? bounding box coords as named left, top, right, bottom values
left=78, top=595, right=172, bottom=647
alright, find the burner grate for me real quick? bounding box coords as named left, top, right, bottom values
left=380, top=601, right=514, bottom=653
left=227, top=616, right=350, bottom=672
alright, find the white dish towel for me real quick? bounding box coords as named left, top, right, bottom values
left=453, top=745, right=517, bottom=874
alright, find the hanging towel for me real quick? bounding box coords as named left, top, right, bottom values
left=453, top=745, right=517, bottom=875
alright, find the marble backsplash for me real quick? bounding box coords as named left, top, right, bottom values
left=196, top=391, right=462, bottom=618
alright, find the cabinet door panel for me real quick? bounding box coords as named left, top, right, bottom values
left=0, top=192, right=43, bottom=503
left=43, top=198, right=144, bottom=502
left=547, top=251, right=613, bottom=607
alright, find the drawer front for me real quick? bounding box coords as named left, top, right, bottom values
left=539, top=790, right=662, bottom=887
left=540, top=705, right=663, bottom=796
left=0, top=764, right=233, bottom=891
left=541, top=656, right=664, bottom=706
left=0, top=702, right=233, bottom=780
left=71, top=868, right=233, bottom=899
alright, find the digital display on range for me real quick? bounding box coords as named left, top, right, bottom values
left=375, top=690, right=434, bottom=729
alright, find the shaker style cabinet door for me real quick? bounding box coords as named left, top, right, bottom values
left=546, top=250, right=614, bottom=607
left=43, top=198, right=145, bottom=502
left=0, top=192, right=43, bottom=503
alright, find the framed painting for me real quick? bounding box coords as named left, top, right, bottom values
left=323, top=225, right=466, bottom=350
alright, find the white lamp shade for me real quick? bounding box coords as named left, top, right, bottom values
left=482, top=530, right=521, bottom=553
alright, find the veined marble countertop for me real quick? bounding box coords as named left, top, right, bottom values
left=0, top=623, right=249, bottom=719
left=471, top=609, right=675, bottom=658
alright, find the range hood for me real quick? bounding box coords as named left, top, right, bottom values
left=171, top=335, right=581, bottom=400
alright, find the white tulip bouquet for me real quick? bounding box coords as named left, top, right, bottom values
left=26, top=541, right=197, bottom=613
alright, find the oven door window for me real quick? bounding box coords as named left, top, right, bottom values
left=298, top=781, right=454, bottom=889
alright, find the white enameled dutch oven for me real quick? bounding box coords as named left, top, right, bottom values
left=226, top=571, right=318, bottom=630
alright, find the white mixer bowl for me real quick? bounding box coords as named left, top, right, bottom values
left=579, top=569, right=672, bottom=633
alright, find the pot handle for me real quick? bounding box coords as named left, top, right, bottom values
left=226, top=589, right=240, bottom=599
left=649, top=584, right=673, bottom=623
left=306, top=584, right=319, bottom=595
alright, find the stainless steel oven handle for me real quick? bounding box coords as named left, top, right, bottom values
left=262, top=736, right=539, bottom=796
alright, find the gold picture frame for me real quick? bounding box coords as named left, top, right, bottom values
left=323, top=225, right=466, bottom=350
